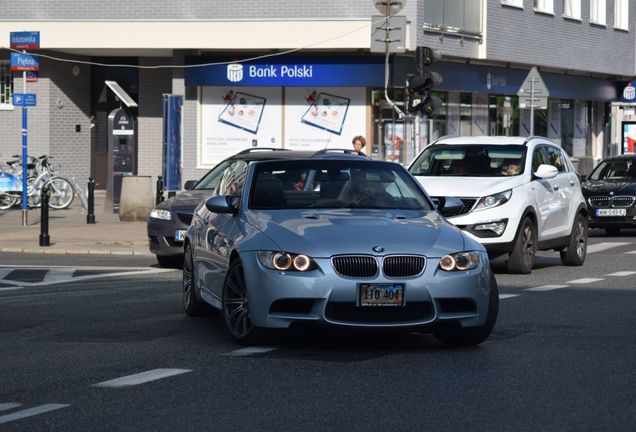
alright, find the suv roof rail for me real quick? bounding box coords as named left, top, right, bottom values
left=235, top=147, right=290, bottom=155
left=522, top=135, right=550, bottom=145
left=311, top=148, right=369, bottom=158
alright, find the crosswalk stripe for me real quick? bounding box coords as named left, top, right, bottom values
left=605, top=271, right=636, bottom=277
left=225, top=347, right=277, bottom=356
left=566, top=278, right=605, bottom=284
left=0, top=403, right=21, bottom=412
left=525, top=284, right=569, bottom=292
left=587, top=242, right=631, bottom=253
left=0, top=404, right=69, bottom=425
left=93, top=368, right=191, bottom=388
left=499, top=294, right=519, bottom=299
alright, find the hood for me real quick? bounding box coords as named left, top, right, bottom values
left=414, top=176, right=523, bottom=198
left=582, top=179, right=636, bottom=196
left=244, top=209, right=465, bottom=258
left=159, top=190, right=213, bottom=211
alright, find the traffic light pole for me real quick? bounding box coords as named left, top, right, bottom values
left=382, top=17, right=405, bottom=120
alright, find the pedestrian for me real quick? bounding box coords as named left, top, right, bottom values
left=352, top=135, right=366, bottom=153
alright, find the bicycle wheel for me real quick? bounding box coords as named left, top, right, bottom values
left=0, top=193, right=18, bottom=210
left=46, top=177, right=74, bottom=209
left=27, top=177, right=41, bottom=208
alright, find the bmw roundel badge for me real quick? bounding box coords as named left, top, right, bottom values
left=372, top=245, right=384, bottom=253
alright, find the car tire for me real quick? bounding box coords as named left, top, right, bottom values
left=560, top=213, right=588, bottom=266
left=506, top=217, right=536, bottom=274
left=433, top=273, right=499, bottom=347
left=605, top=227, right=621, bottom=236
left=183, top=243, right=209, bottom=317
left=156, top=255, right=183, bottom=269
left=222, top=259, right=265, bottom=345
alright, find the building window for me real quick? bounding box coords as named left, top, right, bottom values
left=614, top=0, right=629, bottom=30
left=460, top=93, right=472, bottom=136
left=0, top=61, right=13, bottom=107
left=590, top=0, right=607, bottom=25
left=501, top=0, right=523, bottom=8
left=534, top=0, right=554, bottom=13
left=423, top=0, right=482, bottom=36
left=563, top=0, right=581, bottom=20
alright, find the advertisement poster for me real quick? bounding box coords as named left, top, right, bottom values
left=622, top=122, right=636, bottom=153
left=383, top=123, right=404, bottom=163
left=200, top=87, right=282, bottom=166
left=284, top=87, right=366, bottom=150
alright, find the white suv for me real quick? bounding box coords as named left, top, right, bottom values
left=409, top=136, right=588, bottom=274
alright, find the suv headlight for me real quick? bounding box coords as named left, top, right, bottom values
left=257, top=251, right=318, bottom=272
left=149, top=208, right=172, bottom=220
left=474, top=189, right=512, bottom=212
left=438, top=252, right=481, bottom=271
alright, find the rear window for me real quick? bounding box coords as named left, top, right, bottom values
left=410, top=145, right=526, bottom=177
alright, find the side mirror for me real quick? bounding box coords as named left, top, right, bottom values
left=437, top=196, right=463, bottom=213
left=534, top=164, right=559, bottom=179
left=205, top=195, right=237, bottom=214
left=184, top=180, right=197, bottom=190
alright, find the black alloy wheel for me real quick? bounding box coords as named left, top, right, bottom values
left=222, top=260, right=263, bottom=345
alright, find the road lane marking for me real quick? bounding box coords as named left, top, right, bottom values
left=586, top=242, right=631, bottom=253
left=605, top=271, right=636, bottom=277
left=0, top=404, right=69, bottom=425
left=225, top=347, right=277, bottom=356
left=498, top=294, right=519, bottom=299
left=525, top=284, right=569, bottom=292
left=93, top=368, right=191, bottom=388
left=566, top=278, right=605, bottom=284
left=626, top=250, right=636, bottom=254
left=0, top=268, right=174, bottom=289
left=42, top=268, right=77, bottom=283
left=0, top=403, right=21, bottom=412
left=0, top=269, right=14, bottom=280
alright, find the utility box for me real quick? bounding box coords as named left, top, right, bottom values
left=106, top=108, right=135, bottom=213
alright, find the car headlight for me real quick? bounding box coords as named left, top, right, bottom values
left=474, top=189, right=512, bottom=212
left=149, top=208, right=172, bottom=220
left=438, top=252, right=481, bottom=271
left=257, top=251, right=318, bottom=272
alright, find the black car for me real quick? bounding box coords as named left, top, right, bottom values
left=147, top=148, right=366, bottom=267
left=581, top=154, right=636, bottom=235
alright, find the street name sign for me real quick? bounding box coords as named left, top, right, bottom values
left=10, top=31, right=40, bottom=49
left=517, top=66, right=549, bottom=109
left=10, top=52, right=39, bottom=71
left=12, top=93, right=37, bottom=107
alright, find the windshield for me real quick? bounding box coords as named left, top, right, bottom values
left=410, top=144, right=526, bottom=177
left=250, top=160, right=433, bottom=211
left=589, top=160, right=636, bottom=180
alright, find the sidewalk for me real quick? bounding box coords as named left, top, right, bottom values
left=0, top=191, right=151, bottom=256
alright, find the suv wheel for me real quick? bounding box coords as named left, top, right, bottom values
left=560, top=213, right=587, bottom=266
left=506, top=217, right=536, bottom=274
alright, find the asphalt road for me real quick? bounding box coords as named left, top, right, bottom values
left=1, top=229, right=636, bottom=431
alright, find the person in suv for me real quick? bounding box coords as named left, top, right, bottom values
left=409, top=136, right=589, bottom=274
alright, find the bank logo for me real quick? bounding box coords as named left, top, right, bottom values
left=623, top=82, right=636, bottom=101
left=227, top=64, right=244, bottom=83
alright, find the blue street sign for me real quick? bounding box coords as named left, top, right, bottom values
left=12, top=93, right=37, bottom=107
left=10, top=31, right=40, bottom=49
left=10, top=52, right=39, bottom=71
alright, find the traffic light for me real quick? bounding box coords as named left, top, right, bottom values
left=406, top=46, right=443, bottom=115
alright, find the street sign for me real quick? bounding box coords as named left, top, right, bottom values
left=10, top=31, right=40, bottom=49
left=12, top=93, right=37, bottom=107
left=517, top=67, right=549, bottom=109
left=10, top=52, right=39, bottom=71
left=26, top=71, right=38, bottom=82
left=370, top=15, right=407, bottom=53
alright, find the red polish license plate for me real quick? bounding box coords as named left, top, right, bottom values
left=358, top=283, right=404, bottom=307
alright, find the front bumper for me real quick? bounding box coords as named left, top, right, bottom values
left=147, top=218, right=188, bottom=256
left=586, top=206, right=636, bottom=229
left=240, top=251, right=495, bottom=330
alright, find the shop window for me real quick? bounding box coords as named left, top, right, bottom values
left=423, top=0, right=482, bottom=37
left=534, top=0, right=554, bottom=13
left=561, top=100, right=574, bottom=156
left=0, top=61, right=13, bottom=107
left=488, top=96, right=519, bottom=136
left=460, top=93, right=472, bottom=136
left=590, top=0, right=607, bottom=25
left=563, top=0, right=581, bottom=19
left=534, top=108, right=548, bottom=137
left=428, top=91, right=447, bottom=143
left=614, top=0, right=629, bottom=30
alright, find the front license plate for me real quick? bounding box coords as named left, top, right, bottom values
left=359, top=283, right=404, bottom=307
left=174, top=230, right=187, bottom=242
left=596, top=208, right=627, bottom=217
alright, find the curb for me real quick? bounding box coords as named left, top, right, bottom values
left=0, top=247, right=153, bottom=256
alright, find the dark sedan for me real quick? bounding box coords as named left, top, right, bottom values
left=581, top=154, right=636, bottom=235
left=147, top=148, right=365, bottom=267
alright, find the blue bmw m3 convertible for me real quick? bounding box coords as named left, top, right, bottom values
left=183, top=154, right=498, bottom=346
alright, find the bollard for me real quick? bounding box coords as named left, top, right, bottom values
left=156, top=176, right=165, bottom=205
left=87, top=177, right=95, bottom=224
left=39, top=185, right=51, bottom=247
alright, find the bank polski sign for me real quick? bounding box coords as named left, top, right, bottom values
left=186, top=57, right=384, bottom=87
left=622, top=82, right=636, bottom=102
